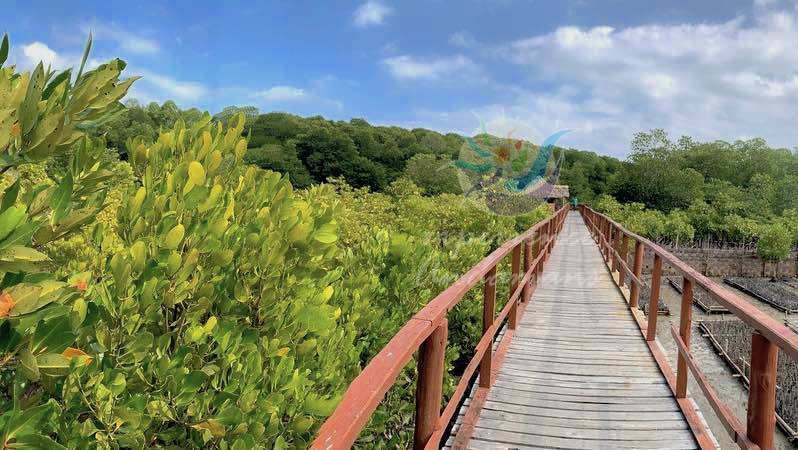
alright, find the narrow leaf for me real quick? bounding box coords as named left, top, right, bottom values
left=75, top=32, right=92, bottom=82
left=0, top=33, right=8, bottom=67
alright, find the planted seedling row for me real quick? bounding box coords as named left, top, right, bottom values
left=667, top=277, right=729, bottom=314
left=724, top=277, right=798, bottom=313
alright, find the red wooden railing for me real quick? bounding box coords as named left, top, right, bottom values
left=311, top=206, right=569, bottom=450
left=580, top=205, right=798, bottom=450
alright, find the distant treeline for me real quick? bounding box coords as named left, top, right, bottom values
left=96, top=102, right=798, bottom=247
left=97, top=102, right=621, bottom=201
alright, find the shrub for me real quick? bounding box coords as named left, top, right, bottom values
left=403, top=153, right=462, bottom=195
left=0, top=33, right=137, bottom=448
left=757, top=223, right=791, bottom=277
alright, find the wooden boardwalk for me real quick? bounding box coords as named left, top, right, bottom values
left=466, top=212, right=699, bottom=449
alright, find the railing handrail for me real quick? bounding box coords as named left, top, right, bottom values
left=582, top=206, right=798, bottom=361
left=311, top=206, right=570, bottom=450
left=580, top=205, right=793, bottom=450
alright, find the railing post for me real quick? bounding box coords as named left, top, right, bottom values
left=523, top=238, right=533, bottom=302
left=599, top=218, right=605, bottom=256
left=603, top=220, right=611, bottom=261
left=480, top=267, right=497, bottom=388
left=747, top=332, right=778, bottom=450
left=534, top=230, right=543, bottom=277
left=509, top=244, right=521, bottom=329
left=619, top=234, right=629, bottom=287
left=630, top=241, right=644, bottom=308
left=676, top=278, right=693, bottom=398
left=413, top=319, right=448, bottom=450
left=646, top=254, right=662, bottom=341
left=610, top=225, right=621, bottom=272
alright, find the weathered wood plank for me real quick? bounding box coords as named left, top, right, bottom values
left=478, top=408, right=690, bottom=431
left=499, top=361, right=662, bottom=376
left=492, top=380, right=672, bottom=398
left=503, top=354, right=658, bottom=367
left=495, top=366, right=668, bottom=384
left=507, top=347, right=656, bottom=361
left=507, top=341, right=654, bottom=354
left=488, top=392, right=680, bottom=411
left=471, top=428, right=698, bottom=449
left=482, top=400, right=684, bottom=419
left=495, top=374, right=668, bottom=390
left=476, top=417, right=696, bottom=441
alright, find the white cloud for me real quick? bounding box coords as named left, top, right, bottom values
left=255, top=85, right=307, bottom=101
left=22, top=42, right=63, bottom=69
left=416, top=3, right=798, bottom=156
left=88, top=23, right=159, bottom=55
left=382, top=54, right=479, bottom=80
left=13, top=41, right=102, bottom=72
left=353, top=1, right=392, bottom=28
left=449, top=31, right=476, bottom=48
left=135, top=70, right=207, bottom=101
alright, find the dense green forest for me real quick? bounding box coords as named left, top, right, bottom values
left=0, top=35, right=549, bottom=449
left=90, top=97, right=798, bottom=265
left=592, top=130, right=798, bottom=264
left=94, top=101, right=623, bottom=205
left=101, top=102, right=798, bottom=246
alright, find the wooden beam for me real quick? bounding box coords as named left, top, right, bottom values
left=414, top=320, right=448, bottom=450
left=647, top=255, right=662, bottom=341
left=509, top=245, right=521, bottom=329
left=630, top=241, right=644, bottom=309
left=481, top=267, right=497, bottom=388
left=676, top=278, right=693, bottom=399
left=747, top=332, right=778, bottom=450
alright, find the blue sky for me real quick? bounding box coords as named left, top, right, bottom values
left=5, top=0, right=798, bottom=156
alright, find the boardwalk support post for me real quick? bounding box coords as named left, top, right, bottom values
left=534, top=230, right=543, bottom=277
left=676, top=278, right=693, bottom=398
left=480, top=267, right=497, bottom=388
left=413, top=319, right=448, bottom=450
left=523, top=239, right=533, bottom=302
left=509, top=244, right=521, bottom=329
left=646, top=254, right=662, bottom=341
left=610, top=225, right=621, bottom=272
left=630, top=241, right=644, bottom=308
left=747, top=332, right=778, bottom=450
left=619, top=234, right=629, bottom=287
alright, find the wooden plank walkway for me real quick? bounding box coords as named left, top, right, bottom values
left=466, top=212, right=699, bottom=449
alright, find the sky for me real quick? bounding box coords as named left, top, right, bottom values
left=4, top=0, right=798, bottom=157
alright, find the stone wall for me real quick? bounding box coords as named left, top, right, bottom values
left=632, top=247, right=798, bottom=278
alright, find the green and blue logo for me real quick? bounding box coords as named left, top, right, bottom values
left=454, top=125, right=570, bottom=215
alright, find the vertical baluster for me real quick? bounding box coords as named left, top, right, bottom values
left=676, top=278, right=693, bottom=398
left=414, top=319, right=448, bottom=450
left=509, top=245, right=521, bottom=329
left=542, top=222, right=549, bottom=261
left=603, top=220, right=611, bottom=261
left=646, top=254, right=662, bottom=341
left=599, top=218, right=604, bottom=252
left=599, top=218, right=605, bottom=255
left=534, top=229, right=543, bottom=278
left=610, top=225, right=621, bottom=272
left=523, top=238, right=533, bottom=302
left=619, top=234, right=629, bottom=287
left=630, top=241, right=644, bottom=308
left=747, top=332, right=778, bottom=450
left=592, top=212, right=598, bottom=240
left=480, top=267, right=497, bottom=388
